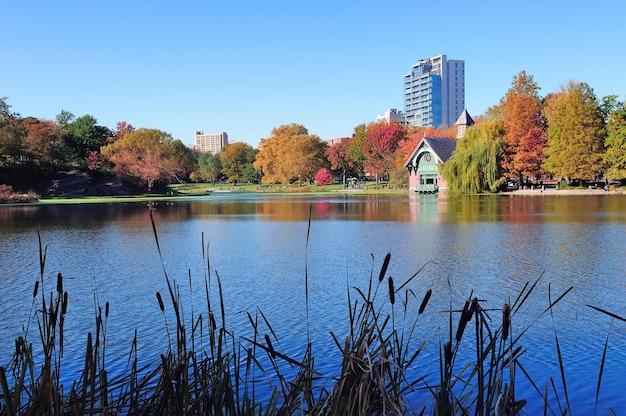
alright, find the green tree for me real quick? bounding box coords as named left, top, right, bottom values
left=441, top=119, right=505, bottom=193
left=101, top=128, right=192, bottom=191
left=347, top=124, right=367, bottom=176
left=220, top=142, right=258, bottom=184
left=65, top=115, right=112, bottom=167
left=196, top=152, right=222, bottom=184
left=500, top=71, right=547, bottom=183
left=543, top=81, right=606, bottom=181
left=603, top=100, right=626, bottom=180
left=0, top=98, right=25, bottom=166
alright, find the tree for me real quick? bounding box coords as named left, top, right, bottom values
left=254, top=124, right=327, bottom=185
left=196, top=152, right=222, bottom=184
left=603, top=99, right=626, bottom=180
left=21, top=118, right=63, bottom=166
left=101, top=128, right=192, bottom=191
left=314, top=168, right=333, bottom=185
left=543, top=81, right=606, bottom=181
left=500, top=71, right=547, bottom=183
left=347, top=124, right=367, bottom=176
left=325, top=138, right=354, bottom=187
left=362, top=120, right=406, bottom=186
left=220, top=142, right=258, bottom=184
left=0, top=97, right=25, bottom=166
left=441, top=118, right=505, bottom=193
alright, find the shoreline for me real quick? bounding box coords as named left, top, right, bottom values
left=507, top=187, right=621, bottom=195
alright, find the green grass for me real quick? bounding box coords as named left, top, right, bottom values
left=0, top=212, right=622, bottom=415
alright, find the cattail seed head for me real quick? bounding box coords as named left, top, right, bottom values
left=388, top=276, right=395, bottom=305
left=33, top=280, right=39, bottom=298
left=378, top=252, right=391, bottom=282
left=156, top=292, right=165, bottom=312
left=105, top=301, right=110, bottom=318
left=56, top=273, right=63, bottom=294
left=419, top=289, right=432, bottom=315
left=502, top=303, right=511, bottom=341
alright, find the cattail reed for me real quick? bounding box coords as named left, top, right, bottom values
left=419, top=289, right=432, bottom=315
left=388, top=276, right=395, bottom=305
left=455, top=298, right=473, bottom=342
left=502, top=303, right=511, bottom=341
left=378, top=252, right=391, bottom=282
left=156, top=292, right=165, bottom=312
left=33, top=280, right=39, bottom=298
left=57, top=272, right=63, bottom=294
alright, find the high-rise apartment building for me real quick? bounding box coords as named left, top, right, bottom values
left=403, top=55, right=465, bottom=128
left=194, top=131, right=228, bottom=154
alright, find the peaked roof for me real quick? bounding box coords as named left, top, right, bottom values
left=455, top=108, right=474, bottom=126
left=403, top=136, right=457, bottom=167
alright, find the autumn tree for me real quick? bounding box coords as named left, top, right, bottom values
left=603, top=98, right=626, bottom=180
left=362, top=120, right=406, bottom=186
left=441, top=118, right=505, bottom=193
left=21, top=118, right=63, bottom=166
left=543, top=81, right=606, bottom=181
left=500, top=71, right=547, bottom=183
left=220, top=141, right=258, bottom=184
left=254, top=124, right=327, bottom=185
left=325, top=138, right=354, bottom=187
left=101, top=128, right=192, bottom=190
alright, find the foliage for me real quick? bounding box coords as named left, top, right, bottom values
left=325, top=138, right=354, bottom=187
left=362, top=120, right=406, bottom=186
left=62, top=114, right=112, bottom=167
left=441, top=118, right=505, bottom=193
left=314, top=167, right=333, bottom=185
left=220, top=141, right=258, bottom=184
left=603, top=103, right=626, bottom=179
left=254, top=124, right=327, bottom=185
left=347, top=124, right=367, bottom=176
left=0, top=184, right=39, bottom=203
left=543, top=81, right=606, bottom=181
left=0, top=97, right=25, bottom=167
left=101, top=128, right=194, bottom=190
left=194, top=151, right=222, bottom=184
left=500, top=71, right=547, bottom=181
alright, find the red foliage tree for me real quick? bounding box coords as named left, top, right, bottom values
left=325, top=138, right=353, bottom=187
left=362, top=121, right=406, bottom=186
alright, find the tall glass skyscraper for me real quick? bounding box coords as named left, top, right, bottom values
left=403, top=55, right=465, bottom=128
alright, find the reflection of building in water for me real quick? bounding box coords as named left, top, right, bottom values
left=408, top=193, right=448, bottom=223
left=404, top=109, right=474, bottom=193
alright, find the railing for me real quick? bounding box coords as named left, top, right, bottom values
left=416, top=184, right=438, bottom=193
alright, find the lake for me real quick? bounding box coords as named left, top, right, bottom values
left=1, top=192, right=625, bottom=413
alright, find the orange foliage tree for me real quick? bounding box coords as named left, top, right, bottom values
left=500, top=71, right=547, bottom=183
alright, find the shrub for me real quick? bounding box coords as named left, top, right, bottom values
left=314, top=168, right=333, bottom=185
left=0, top=184, right=39, bottom=203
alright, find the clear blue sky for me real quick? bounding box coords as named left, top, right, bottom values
left=3, top=0, right=625, bottom=148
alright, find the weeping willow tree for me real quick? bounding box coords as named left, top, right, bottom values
left=441, top=119, right=505, bottom=193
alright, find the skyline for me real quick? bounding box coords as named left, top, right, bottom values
left=3, top=1, right=625, bottom=149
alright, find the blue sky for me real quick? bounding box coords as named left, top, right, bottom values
left=3, top=0, right=625, bottom=148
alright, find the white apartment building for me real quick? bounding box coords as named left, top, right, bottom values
left=376, top=108, right=406, bottom=124
left=194, top=131, right=228, bottom=154
left=403, top=54, right=465, bottom=128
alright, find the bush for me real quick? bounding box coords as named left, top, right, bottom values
left=0, top=184, right=39, bottom=203
left=314, top=168, right=333, bottom=185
